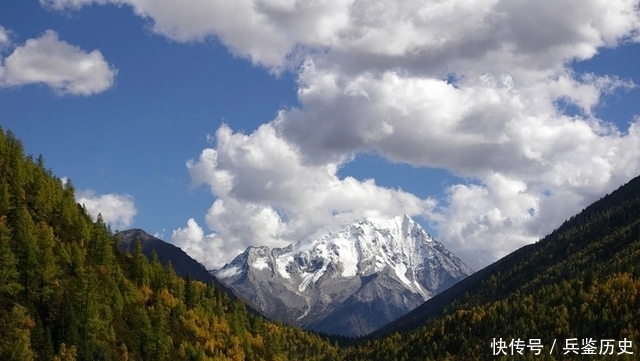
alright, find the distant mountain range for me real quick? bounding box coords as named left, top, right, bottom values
left=214, top=214, right=473, bottom=336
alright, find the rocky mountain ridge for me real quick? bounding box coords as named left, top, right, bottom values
left=214, top=214, right=473, bottom=336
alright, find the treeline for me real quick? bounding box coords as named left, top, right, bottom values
left=0, top=128, right=341, bottom=361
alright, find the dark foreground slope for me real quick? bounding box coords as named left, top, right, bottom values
left=117, top=229, right=238, bottom=295
left=117, top=229, right=214, bottom=283
left=117, top=228, right=265, bottom=318
left=0, top=128, right=341, bottom=361
left=353, top=175, right=640, bottom=359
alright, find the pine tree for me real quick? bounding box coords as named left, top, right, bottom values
left=35, top=222, right=57, bottom=319
left=0, top=305, right=36, bottom=361
left=11, top=206, right=40, bottom=301
left=0, top=220, right=20, bottom=301
left=131, top=239, right=148, bottom=287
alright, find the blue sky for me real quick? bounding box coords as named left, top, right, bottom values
left=1, top=0, right=639, bottom=270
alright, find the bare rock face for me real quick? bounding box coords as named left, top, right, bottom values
left=213, top=215, right=473, bottom=336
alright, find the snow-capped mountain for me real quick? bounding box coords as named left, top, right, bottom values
left=213, top=214, right=473, bottom=336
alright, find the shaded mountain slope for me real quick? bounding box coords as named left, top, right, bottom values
left=117, top=229, right=211, bottom=282
left=117, top=228, right=265, bottom=317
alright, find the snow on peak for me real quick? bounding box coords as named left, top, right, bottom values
left=212, top=215, right=474, bottom=337
left=215, top=265, right=242, bottom=279
left=215, top=214, right=468, bottom=299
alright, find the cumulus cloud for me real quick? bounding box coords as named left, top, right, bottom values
left=186, top=124, right=435, bottom=268
left=47, top=0, right=640, bottom=269
left=277, top=60, right=637, bottom=171
left=0, top=29, right=116, bottom=95
left=268, top=58, right=640, bottom=270
left=274, top=62, right=640, bottom=269
left=40, top=0, right=640, bottom=74
left=190, top=0, right=638, bottom=270
left=41, top=0, right=351, bottom=72
left=170, top=218, right=220, bottom=270
left=77, top=190, right=137, bottom=230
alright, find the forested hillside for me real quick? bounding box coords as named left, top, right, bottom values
left=0, top=127, right=341, bottom=360
left=349, top=175, right=640, bottom=360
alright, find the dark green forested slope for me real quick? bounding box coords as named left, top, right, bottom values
left=0, top=127, right=341, bottom=361
left=350, top=175, right=640, bottom=360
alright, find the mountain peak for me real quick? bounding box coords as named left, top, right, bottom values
left=214, top=214, right=472, bottom=336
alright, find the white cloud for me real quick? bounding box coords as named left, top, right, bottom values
left=0, top=30, right=116, bottom=95
left=77, top=190, right=137, bottom=230
left=170, top=218, right=220, bottom=270
left=185, top=0, right=638, bottom=270
left=273, top=61, right=640, bottom=269
left=41, top=0, right=351, bottom=72
left=51, top=0, right=640, bottom=269
left=277, top=62, right=639, bottom=181
left=39, top=0, right=640, bottom=74
left=185, top=123, right=435, bottom=269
